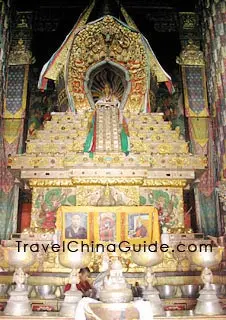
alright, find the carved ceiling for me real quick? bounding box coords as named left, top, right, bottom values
left=15, top=0, right=197, bottom=33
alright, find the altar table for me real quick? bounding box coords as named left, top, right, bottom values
left=1, top=311, right=226, bottom=319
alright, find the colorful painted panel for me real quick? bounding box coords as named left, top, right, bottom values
left=97, top=212, right=117, bottom=242
left=121, top=206, right=160, bottom=244
left=93, top=209, right=122, bottom=244
left=139, top=188, right=184, bottom=229
left=31, top=187, right=76, bottom=229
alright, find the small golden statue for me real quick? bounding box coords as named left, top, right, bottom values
left=96, top=83, right=120, bottom=108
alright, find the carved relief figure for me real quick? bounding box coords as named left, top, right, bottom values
left=110, top=187, right=135, bottom=206
left=77, top=186, right=136, bottom=207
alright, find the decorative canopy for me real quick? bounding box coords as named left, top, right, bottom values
left=38, top=0, right=172, bottom=113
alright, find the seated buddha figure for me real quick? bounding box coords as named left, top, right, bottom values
left=95, top=83, right=120, bottom=109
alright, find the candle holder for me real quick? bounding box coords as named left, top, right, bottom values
left=131, top=248, right=165, bottom=316
left=58, top=248, right=92, bottom=317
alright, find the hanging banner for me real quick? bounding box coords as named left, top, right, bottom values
left=182, top=65, right=209, bottom=117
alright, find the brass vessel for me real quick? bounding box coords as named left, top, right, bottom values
left=3, top=246, right=34, bottom=268
left=189, top=246, right=223, bottom=268
left=131, top=249, right=163, bottom=267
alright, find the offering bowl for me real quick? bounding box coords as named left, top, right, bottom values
left=156, top=285, right=177, bottom=299
left=0, top=284, right=9, bottom=297
left=35, top=285, right=56, bottom=299
left=180, top=285, right=200, bottom=298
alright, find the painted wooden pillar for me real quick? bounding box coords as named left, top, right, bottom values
left=177, top=13, right=219, bottom=236
left=20, top=202, right=32, bottom=231
left=1, top=12, right=33, bottom=238
left=200, top=0, right=226, bottom=235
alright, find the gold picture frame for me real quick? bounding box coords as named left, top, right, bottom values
left=56, top=206, right=94, bottom=244
left=120, top=206, right=160, bottom=244
left=93, top=207, right=121, bottom=244
left=56, top=206, right=160, bottom=245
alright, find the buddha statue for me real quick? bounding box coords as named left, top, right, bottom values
left=97, top=185, right=116, bottom=206
left=95, top=83, right=120, bottom=108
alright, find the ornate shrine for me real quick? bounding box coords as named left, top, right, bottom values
left=0, top=0, right=226, bottom=319
left=7, top=10, right=208, bottom=270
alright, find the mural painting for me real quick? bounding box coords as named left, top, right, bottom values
left=32, top=188, right=76, bottom=229
left=140, top=188, right=184, bottom=229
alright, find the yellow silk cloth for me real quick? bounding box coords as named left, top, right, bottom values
left=189, top=117, right=209, bottom=147
left=150, top=207, right=161, bottom=243
left=3, top=119, right=23, bottom=144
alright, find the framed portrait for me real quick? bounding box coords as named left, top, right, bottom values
left=120, top=206, right=160, bottom=244
left=93, top=208, right=121, bottom=244
left=56, top=206, right=160, bottom=245
left=65, top=212, right=88, bottom=239
left=56, top=206, right=93, bottom=243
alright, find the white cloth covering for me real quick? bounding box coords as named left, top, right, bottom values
left=74, top=297, right=99, bottom=320
left=133, top=300, right=153, bottom=320
left=74, top=297, right=153, bottom=320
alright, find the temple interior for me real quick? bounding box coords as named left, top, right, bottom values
left=0, top=0, right=226, bottom=319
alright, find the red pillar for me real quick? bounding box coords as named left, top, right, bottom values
left=20, top=203, right=32, bottom=231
